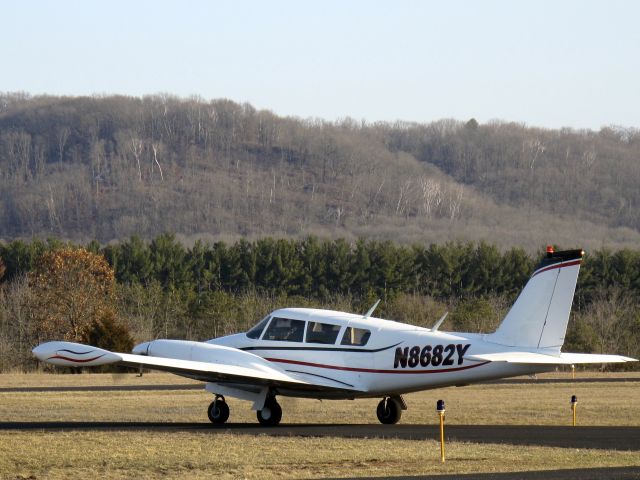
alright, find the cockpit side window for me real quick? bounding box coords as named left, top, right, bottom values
left=246, top=315, right=271, bottom=339
left=340, top=327, right=371, bottom=346
left=306, top=322, right=341, bottom=344
left=263, top=317, right=306, bottom=342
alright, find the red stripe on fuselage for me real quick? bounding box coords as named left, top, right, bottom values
left=265, top=357, right=490, bottom=374
left=531, top=259, right=581, bottom=278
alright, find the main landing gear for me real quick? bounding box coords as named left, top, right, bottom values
left=208, top=394, right=403, bottom=426
left=256, top=397, right=282, bottom=426
left=376, top=396, right=404, bottom=424
left=207, top=395, right=230, bottom=424
left=206, top=394, right=283, bottom=426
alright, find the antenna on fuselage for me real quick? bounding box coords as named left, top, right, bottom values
left=431, top=312, right=449, bottom=331
left=363, top=299, right=381, bottom=319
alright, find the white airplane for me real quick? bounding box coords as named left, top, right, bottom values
left=33, top=247, right=636, bottom=426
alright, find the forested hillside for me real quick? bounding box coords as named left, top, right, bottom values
left=1, top=93, right=640, bottom=249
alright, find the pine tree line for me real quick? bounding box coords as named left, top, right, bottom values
left=2, top=235, right=639, bottom=302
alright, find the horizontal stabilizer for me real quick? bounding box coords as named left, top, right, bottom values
left=557, top=352, right=637, bottom=364
left=468, top=351, right=637, bottom=365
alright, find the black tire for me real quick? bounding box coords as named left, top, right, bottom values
left=376, top=397, right=402, bottom=424
left=256, top=397, right=282, bottom=426
left=207, top=398, right=230, bottom=424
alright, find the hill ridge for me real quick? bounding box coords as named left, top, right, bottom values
left=1, top=93, right=639, bottom=250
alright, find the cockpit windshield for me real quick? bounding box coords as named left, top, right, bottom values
left=246, top=314, right=371, bottom=346
left=246, top=315, right=271, bottom=339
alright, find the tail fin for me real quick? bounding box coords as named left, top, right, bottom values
left=486, top=248, right=583, bottom=353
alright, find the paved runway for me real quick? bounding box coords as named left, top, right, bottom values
left=2, top=376, right=638, bottom=393
left=0, top=422, right=638, bottom=451
left=0, top=384, right=204, bottom=393
left=328, top=466, right=640, bottom=480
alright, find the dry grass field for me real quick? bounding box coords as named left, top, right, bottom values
left=2, top=431, right=639, bottom=480
left=0, top=372, right=639, bottom=479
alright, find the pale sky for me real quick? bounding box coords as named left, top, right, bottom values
left=2, top=0, right=639, bottom=129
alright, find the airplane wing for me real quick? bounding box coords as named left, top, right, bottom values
left=32, top=341, right=364, bottom=394
left=467, top=351, right=637, bottom=364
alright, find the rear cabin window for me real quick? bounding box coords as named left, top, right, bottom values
left=246, top=315, right=271, bottom=339
left=262, top=317, right=305, bottom=342
left=340, top=327, right=371, bottom=346
left=306, top=322, right=341, bottom=344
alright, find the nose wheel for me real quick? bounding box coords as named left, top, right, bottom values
left=376, top=397, right=403, bottom=424
left=208, top=395, right=230, bottom=424
left=257, top=397, right=282, bottom=426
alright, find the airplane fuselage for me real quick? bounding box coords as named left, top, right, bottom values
left=209, top=308, right=553, bottom=399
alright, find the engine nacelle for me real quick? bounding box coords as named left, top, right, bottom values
left=136, top=339, right=281, bottom=374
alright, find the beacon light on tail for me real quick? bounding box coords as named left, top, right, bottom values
left=33, top=247, right=636, bottom=426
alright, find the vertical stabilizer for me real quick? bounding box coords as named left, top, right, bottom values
left=487, top=248, right=583, bottom=353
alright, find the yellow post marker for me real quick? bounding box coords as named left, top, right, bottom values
left=436, top=399, right=445, bottom=463
left=571, top=364, right=575, bottom=380
left=571, top=395, right=577, bottom=426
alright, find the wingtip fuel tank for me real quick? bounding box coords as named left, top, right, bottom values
left=32, top=341, right=121, bottom=367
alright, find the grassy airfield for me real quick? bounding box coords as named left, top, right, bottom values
left=1, top=372, right=639, bottom=479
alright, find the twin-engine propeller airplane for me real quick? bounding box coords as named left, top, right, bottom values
left=33, top=247, right=636, bottom=426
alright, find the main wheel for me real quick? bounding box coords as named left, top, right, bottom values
left=376, top=397, right=402, bottom=424
left=207, top=397, right=230, bottom=424
left=256, top=397, right=282, bottom=426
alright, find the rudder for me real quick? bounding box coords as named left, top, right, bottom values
left=487, top=248, right=583, bottom=353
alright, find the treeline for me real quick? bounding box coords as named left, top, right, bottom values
left=1, top=93, right=639, bottom=245
left=4, top=234, right=640, bottom=302
left=0, top=236, right=638, bottom=371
